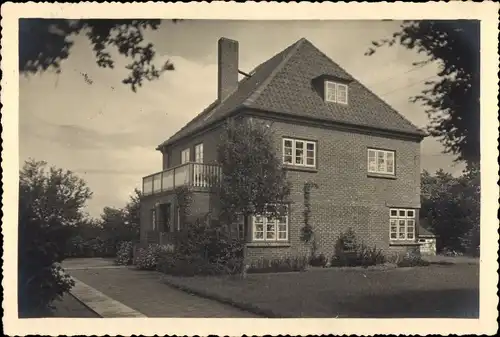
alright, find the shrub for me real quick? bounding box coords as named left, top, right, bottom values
left=135, top=244, right=173, bottom=270
left=309, top=253, right=327, bottom=267
left=247, top=256, right=308, bottom=274
left=157, top=251, right=223, bottom=277
left=356, top=243, right=386, bottom=267
left=442, top=247, right=464, bottom=257
left=157, top=216, right=245, bottom=277
left=331, top=229, right=386, bottom=267
left=115, top=241, right=134, bottom=265
left=19, top=262, right=75, bottom=317
left=397, top=250, right=430, bottom=268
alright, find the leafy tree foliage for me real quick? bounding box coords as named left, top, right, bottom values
left=18, top=159, right=92, bottom=316
left=216, top=118, right=291, bottom=228
left=366, top=20, right=480, bottom=164
left=19, top=19, right=179, bottom=91
left=100, top=188, right=142, bottom=248
left=420, top=164, right=480, bottom=254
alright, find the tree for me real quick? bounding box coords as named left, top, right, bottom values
left=123, top=188, right=142, bottom=235
left=19, top=19, right=180, bottom=91
left=420, top=165, right=480, bottom=254
left=216, top=118, right=291, bottom=235
left=455, top=163, right=480, bottom=256
left=18, top=159, right=92, bottom=316
left=366, top=20, right=480, bottom=164
left=100, top=189, right=142, bottom=248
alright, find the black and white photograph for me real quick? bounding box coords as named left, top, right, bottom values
left=1, top=2, right=498, bottom=336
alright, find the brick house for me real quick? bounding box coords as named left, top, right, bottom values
left=140, top=37, right=426, bottom=261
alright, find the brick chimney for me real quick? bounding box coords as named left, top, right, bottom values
left=217, top=37, right=239, bottom=102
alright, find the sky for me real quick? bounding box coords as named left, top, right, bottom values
left=19, top=20, right=465, bottom=218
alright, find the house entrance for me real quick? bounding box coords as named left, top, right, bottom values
left=159, top=203, right=171, bottom=232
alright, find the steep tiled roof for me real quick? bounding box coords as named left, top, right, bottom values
left=158, top=38, right=424, bottom=149
left=157, top=40, right=302, bottom=149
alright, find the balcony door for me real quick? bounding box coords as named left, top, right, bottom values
left=193, top=143, right=206, bottom=187
left=181, top=148, right=190, bottom=164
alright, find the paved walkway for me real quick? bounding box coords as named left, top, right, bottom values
left=51, top=293, right=101, bottom=318
left=62, top=258, right=258, bottom=318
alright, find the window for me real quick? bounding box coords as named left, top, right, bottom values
left=181, top=148, right=190, bottom=164
left=252, top=206, right=288, bottom=242
left=151, top=209, right=157, bottom=230
left=325, top=81, right=348, bottom=104
left=230, top=214, right=246, bottom=241
left=336, top=84, right=348, bottom=104
left=194, top=143, right=204, bottom=163
left=390, top=208, right=415, bottom=240
left=368, top=149, right=395, bottom=175
left=163, top=152, right=169, bottom=169
left=193, top=143, right=205, bottom=187
left=283, top=138, right=316, bottom=168
left=325, top=81, right=337, bottom=102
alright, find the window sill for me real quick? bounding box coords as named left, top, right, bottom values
left=283, top=165, right=318, bottom=173
left=246, top=241, right=291, bottom=248
left=367, top=173, right=397, bottom=180
left=389, top=241, right=421, bottom=247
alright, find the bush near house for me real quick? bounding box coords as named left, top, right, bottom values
left=309, top=253, right=328, bottom=267
left=135, top=243, right=173, bottom=270
left=115, top=241, right=134, bottom=265
left=331, top=229, right=386, bottom=267
left=394, top=250, right=431, bottom=268
left=156, top=216, right=246, bottom=276
left=247, top=256, right=308, bottom=274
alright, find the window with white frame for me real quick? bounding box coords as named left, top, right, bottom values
left=181, top=148, right=190, bottom=164
left=194, top=143, right=204, bottom=163
left=325, top=81, right=348, bottom=104
left=252, top=206, right=289, bottom=241
left=389, top=208, right=415, bottom=240
left=368, top=149, right=395, bottom=175
left=283, top=138, right=316, bottom=167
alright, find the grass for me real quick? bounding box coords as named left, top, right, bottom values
left=20, top=293, right=100, bottom=318
left=162, top=263, right=479, bottom=318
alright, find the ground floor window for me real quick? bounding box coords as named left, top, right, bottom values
left=230, top=215, right=245, bottom=241
left=252, top=205, right=289, bottom=242
left=389, top=208, right=415, bottom=240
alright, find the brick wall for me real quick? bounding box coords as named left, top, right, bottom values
left=243, top=116, right=422, bottom=262
left=162, top=127, right=222, bottom=170
left=148, top=113, right=422, bottom=263
left=140, top=191, right=217, bottom=243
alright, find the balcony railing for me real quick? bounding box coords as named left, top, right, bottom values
left=142, top=162, right=221, bottom=196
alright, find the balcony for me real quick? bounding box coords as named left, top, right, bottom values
left=142, top=162, right=221, bottom=196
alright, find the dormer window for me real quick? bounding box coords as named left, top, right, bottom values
left=325, top=80, right=348, bottom=104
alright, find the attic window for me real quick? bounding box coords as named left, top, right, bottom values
left=325, top=81, right=348, bottom=104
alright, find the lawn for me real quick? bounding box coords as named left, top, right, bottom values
left=20, top=293, right=100, bottom=318
left=162, top=264, right=479, bottom=318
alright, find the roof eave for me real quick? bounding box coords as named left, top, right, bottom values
left=155, top=105, right=246, bottom=150
left=245, top=107, right=427, bottom=141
